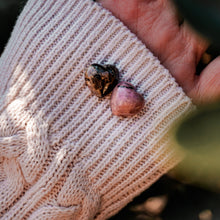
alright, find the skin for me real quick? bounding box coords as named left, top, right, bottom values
left=98, top=0, right=220, bottom=105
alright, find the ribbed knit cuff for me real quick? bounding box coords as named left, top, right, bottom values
left=0, top=0, right=194, bottom=219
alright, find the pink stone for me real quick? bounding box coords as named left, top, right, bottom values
left=110, top=82, right=144, bottom=117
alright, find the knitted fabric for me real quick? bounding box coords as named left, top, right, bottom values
left=0, top=0, right=193, bottom=219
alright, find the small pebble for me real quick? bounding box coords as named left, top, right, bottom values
left=199, top=209, right=213, bottom=220
left=144, top=196, right=168, bottom=216
left=110, top=81, right=144, bottom=117
left=85, top=63, right=119, bottom=97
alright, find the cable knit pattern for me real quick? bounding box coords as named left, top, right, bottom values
left=0, top=0, right=194, bottom=219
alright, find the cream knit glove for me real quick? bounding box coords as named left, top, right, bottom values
left=0, top=0, right=193, bottom=219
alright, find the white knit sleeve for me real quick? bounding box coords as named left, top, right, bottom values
left=0, top=0, right=193, bottom=219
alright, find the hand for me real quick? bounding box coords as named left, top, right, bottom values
left=98, top=0, right=220, bottom=104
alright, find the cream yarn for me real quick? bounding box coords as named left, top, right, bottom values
left=0, top=0, right=193, bottom=219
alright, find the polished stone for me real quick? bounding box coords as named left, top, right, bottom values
left=85, top=64, right=119, bottom=98
left=110, top=81, right=144, bottom=117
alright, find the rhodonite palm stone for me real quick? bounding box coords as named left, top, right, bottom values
left=110, top=82, right=145, bottom=117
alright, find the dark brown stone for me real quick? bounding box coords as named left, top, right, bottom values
left=85, top=64, right=119, bottom=98
left=110, top=82, right=145, bottom=117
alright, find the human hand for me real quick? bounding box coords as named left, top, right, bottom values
left=0, top=0, right=196, bottom=219
left=98, top=0, right=220, bottom=104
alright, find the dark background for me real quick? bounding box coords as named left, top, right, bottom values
left=0, top=0, right=28, bottom=54
left=1, top=0, right=220, bottom=220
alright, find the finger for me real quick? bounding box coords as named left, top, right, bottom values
left=181, top=23, right=209, bottom=64
left=189, top=56, right=220, bottom=104
left=167, top=23, right=209, bottom=93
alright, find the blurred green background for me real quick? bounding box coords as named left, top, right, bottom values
left=1, top=0, right=220, bottom=220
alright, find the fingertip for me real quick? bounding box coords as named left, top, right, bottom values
left=189, top=56, right=220, bottom=104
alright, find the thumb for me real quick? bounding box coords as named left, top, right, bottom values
left=189, top=56, right=220, bottom=104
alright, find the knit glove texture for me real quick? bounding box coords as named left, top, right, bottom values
left=0, top=0, right=193, bottom=219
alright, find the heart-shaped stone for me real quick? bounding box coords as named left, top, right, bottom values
left=85, top=64, right=119, bottom=98
left=110, top=81, right=145, bottom=117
